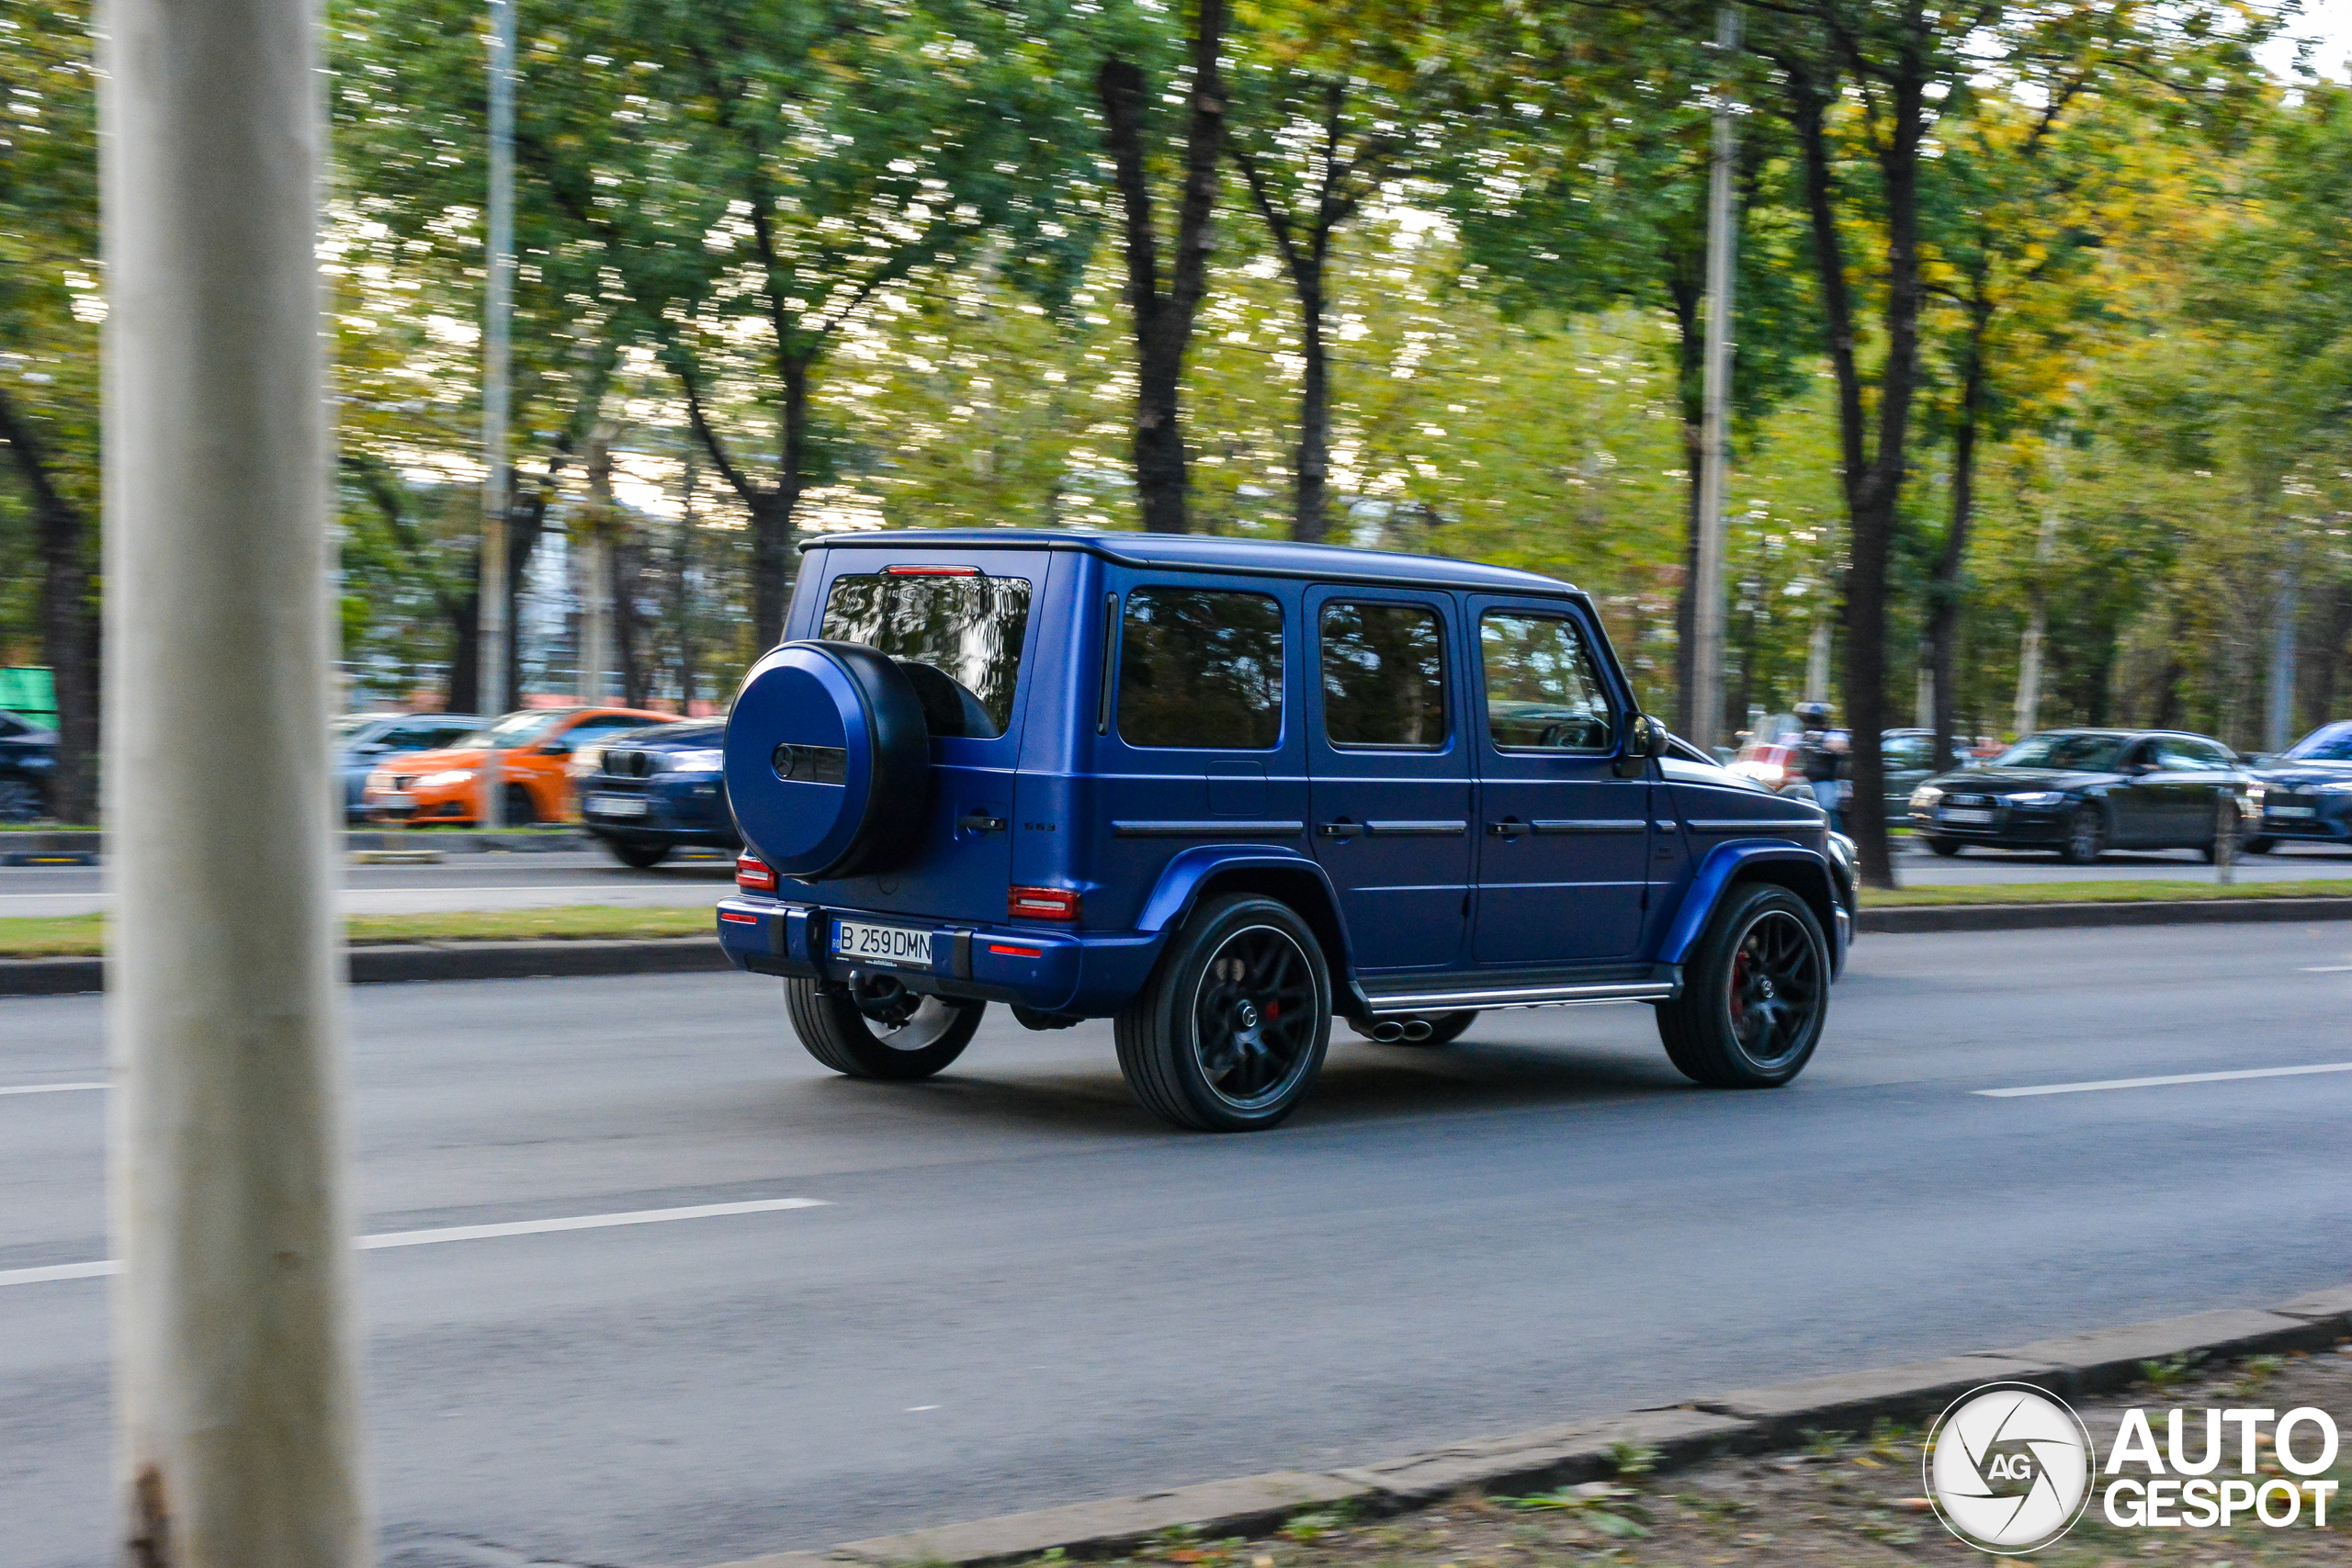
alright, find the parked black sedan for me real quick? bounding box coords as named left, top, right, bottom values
left=1908, top=728, right=2256, bottom=863
left=2245, top=721, right=2352, bottom=852
left=0, top=708, right=58, bottom=822
left=577, top=719, right=739, bottom=868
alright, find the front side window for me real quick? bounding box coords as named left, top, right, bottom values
left=2155, top=736, right=2231, bottom=770
left=1480, top=612, right=1614, bottom=752
left=1996, top=732, right=2124, bottom=772
left=464, top=710, right=564, bottom=750
left=1320, top=600, right=1447, bottom=750
left=1119, top=588, right=1284, bottom=750
left=822, top=571, right=1034, bottom=739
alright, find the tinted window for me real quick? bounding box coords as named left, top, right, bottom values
left=1883, top=735, right=1929, bottom=769
left=1996, top=732, right=2124, bottom=772
left=2155, top=736, right=2231, bottom=770
left=1320, top=601, right=1447, bottom=750
left=1480, top=612, right=1614, bottom=752
left=2287, top=724, right=2352, bottom=761
left=1119, top=589, right=1284, bottom=750
left=823, top=572, right=1033, bottom=739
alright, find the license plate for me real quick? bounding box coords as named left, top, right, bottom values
left=586, top=793, right=648, bottom=818
left=375, top=791, right=414, bottom=807
left=1939, top=807, right=1995, bottom=824
left=2269, top=806, right=2316, bottom=818
left=832, top=919, right=933, bottom=968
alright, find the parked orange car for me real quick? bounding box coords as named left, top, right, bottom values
left=362, top=706, right=677, bottom=827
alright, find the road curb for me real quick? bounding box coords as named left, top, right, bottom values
left=0, top=937, right=729, bottom=996
left=1859, top=895, right=2352, bottom=932
left=705, top=1291, right=2352, bottom=1568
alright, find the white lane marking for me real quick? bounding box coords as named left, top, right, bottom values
left=357, top=1198, right=823, bottom=1250
left=2300, top=964, right=2352, bottom=972
left=0, top=1082, right=106, bottom=1097
left=906, top=1404, right=940, bottom=1413
left=1977, top=1063, right=2352, bottom=1099
left=0, top=1197, right=825, bottom=1289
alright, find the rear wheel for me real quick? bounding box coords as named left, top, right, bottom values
left=607, top=839, right=671, bottom=869
left=2058, top=804, right=2106, bottom=864
left=1657, top=884, right=1828, bottom=1089
left=1922, top=835, right=1963, bottom=857
left=786, top=974, right=982, bottom=1080
left=2242, top=835, right=2276, bottom=855
left=2199, top=798, right=2241, bottom=863
left=1115, top=894, right=1331, bottom=1132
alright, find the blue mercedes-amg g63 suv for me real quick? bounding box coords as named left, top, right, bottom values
left=716, top=530, right=1853, bottom=1131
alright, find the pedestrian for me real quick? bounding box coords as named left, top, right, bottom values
left=1794, top=702, right=1849, bottom=832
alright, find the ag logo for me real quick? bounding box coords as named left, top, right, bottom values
left=1925, top=1382, right=2096, bottom=1554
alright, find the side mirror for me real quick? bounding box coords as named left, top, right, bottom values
left=1615, top=714, right=1660, bottom=778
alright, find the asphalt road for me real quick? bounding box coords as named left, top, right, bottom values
left=5, top=922, right=2350, bottom=1568
left=6, top=839, right=2352, bottom=919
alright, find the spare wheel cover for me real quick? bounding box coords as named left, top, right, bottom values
left=725, top=640, right=929, bottom=879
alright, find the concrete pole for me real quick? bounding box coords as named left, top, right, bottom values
left=577, top=424, right=616, bottom=704
left=1804, top=615, right=1832, bottom=706
left=477, top=0, right=516, bottom=822
left=2014, top=448, right=2064, bottom=739
left=2267, top=546, right=2300, bottom=753
left=1689, top=3, right=1741, bottom=752
left=99, top=0, right=368, bottom=1560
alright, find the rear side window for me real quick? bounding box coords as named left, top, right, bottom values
left=1480, top=611, right=1614, bottom=752
left=1320, top=600, right=1447, bottom=749
left=822, top=572, right=1034, bottom=739
left=1119, top=589, right=1284, bottom=750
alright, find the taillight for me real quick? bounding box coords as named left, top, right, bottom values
left=1008, top=886, right=1080, bottom=921
left=883, top=563, right=980, bottom=577
left=736, top=852, right=778, bottom=894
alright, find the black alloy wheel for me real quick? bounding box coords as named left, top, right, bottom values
left=608, top=838, right=671, bottom=869
left=1923, top=835, right=1964, bottom=857
left=786, top=972, right=983, bottom=1080
left=0, top=777, right=44, bottom=824
left=2242, top=834, right=2276, bottom=855
left=2059, top=802, right=2106, bottom=864
left=2199, top=798, right=2240, bottom=864
left=1657, top=883, right=1829, bottom=1089
left=1116, top=893, right=1333, bottom=1131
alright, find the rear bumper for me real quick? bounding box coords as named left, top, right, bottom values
left=716, top=897, right=1162, bottom=1015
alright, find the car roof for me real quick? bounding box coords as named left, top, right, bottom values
left=803, top=528, right=1584, bottom=599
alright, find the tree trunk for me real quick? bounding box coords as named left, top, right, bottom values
left=447, top=586, right=481, bottom=715
left=1928, top=301, right=1988, bottom=779
left=1096, top=0, right=1227, bottom=536
left=1666, top=274, right=1704, bottom=737
left=0, top=388, right=99, bottom=822
left=675, top=460, right=698, bottom=712
left=1293, top=262, right=1332, bottom=543
left=1784, top=61, right=1925, bottom=889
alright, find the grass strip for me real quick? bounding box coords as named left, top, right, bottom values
left=0, top=904, right=714, bottom=959
left=1860, top=876, right=2352, bottom=908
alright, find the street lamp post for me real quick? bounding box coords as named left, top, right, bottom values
left=101, top=0, right=368, bottom=1556
left=1690, top=4, right=1742, bottom=753
left=478, top=0, right=516, bottom=826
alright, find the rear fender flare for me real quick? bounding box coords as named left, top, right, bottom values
left=1136, top=845, right=1363, bottom=1009
left=1661, top=841, right=1842, bottom=972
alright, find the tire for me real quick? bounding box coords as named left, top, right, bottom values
left=1114, top=893, right=1333, bottom=1132
left=608, top=839, right=671, bottom=869
left=1923, top=835, right=1963, bottom=857
left=2199, top=798, right=2239, bottom=864
left=503, top=783, right=537, bottom=826
left=0, top=777, right=45, bottom=824
left=785, top=974, right=982, bottom=1080
left=2058, top=803, right=2106, bottom=864
left=2243, top=835, right=2276, bottom=855
left=1657, top=884, right=1829, bottom=1089
left=1346, top=1010, right=1479, bottom=1046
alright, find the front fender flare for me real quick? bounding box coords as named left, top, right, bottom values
left=1660, top=840, right=1845, bottom=976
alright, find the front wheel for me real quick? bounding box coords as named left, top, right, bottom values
left=1657, top=884, right=1829, bottom=1089
left=1922, top=835, right=1963, bottom=858
left=2058, top=804, right=2106, bottom=864
left=786, top=974, right=982, bottom=1080
left=607, top=838, right=671, bottom=869
left=1115, top=894, right=1332, bottom=1131
left=2242, top=835, right=2276, bottom=855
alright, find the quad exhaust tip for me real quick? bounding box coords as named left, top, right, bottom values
left=1366, top=1019, right=1433, bottom=1044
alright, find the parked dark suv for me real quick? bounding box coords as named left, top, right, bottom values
left=0, top=708, right=58, bottom=822
left=717, top=531, right=1853, bottom=1131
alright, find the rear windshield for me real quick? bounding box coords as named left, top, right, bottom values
left=822, top=571, right=1033, bottom=739
left=1996, top=732, right=2123, bottom=772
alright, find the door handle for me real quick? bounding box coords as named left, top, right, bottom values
left=956, top=810, right=1007, bottom=833
left=1487, top=817, right=1525, bottom=838
left=1318, top=818, right=1367, bottom=839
